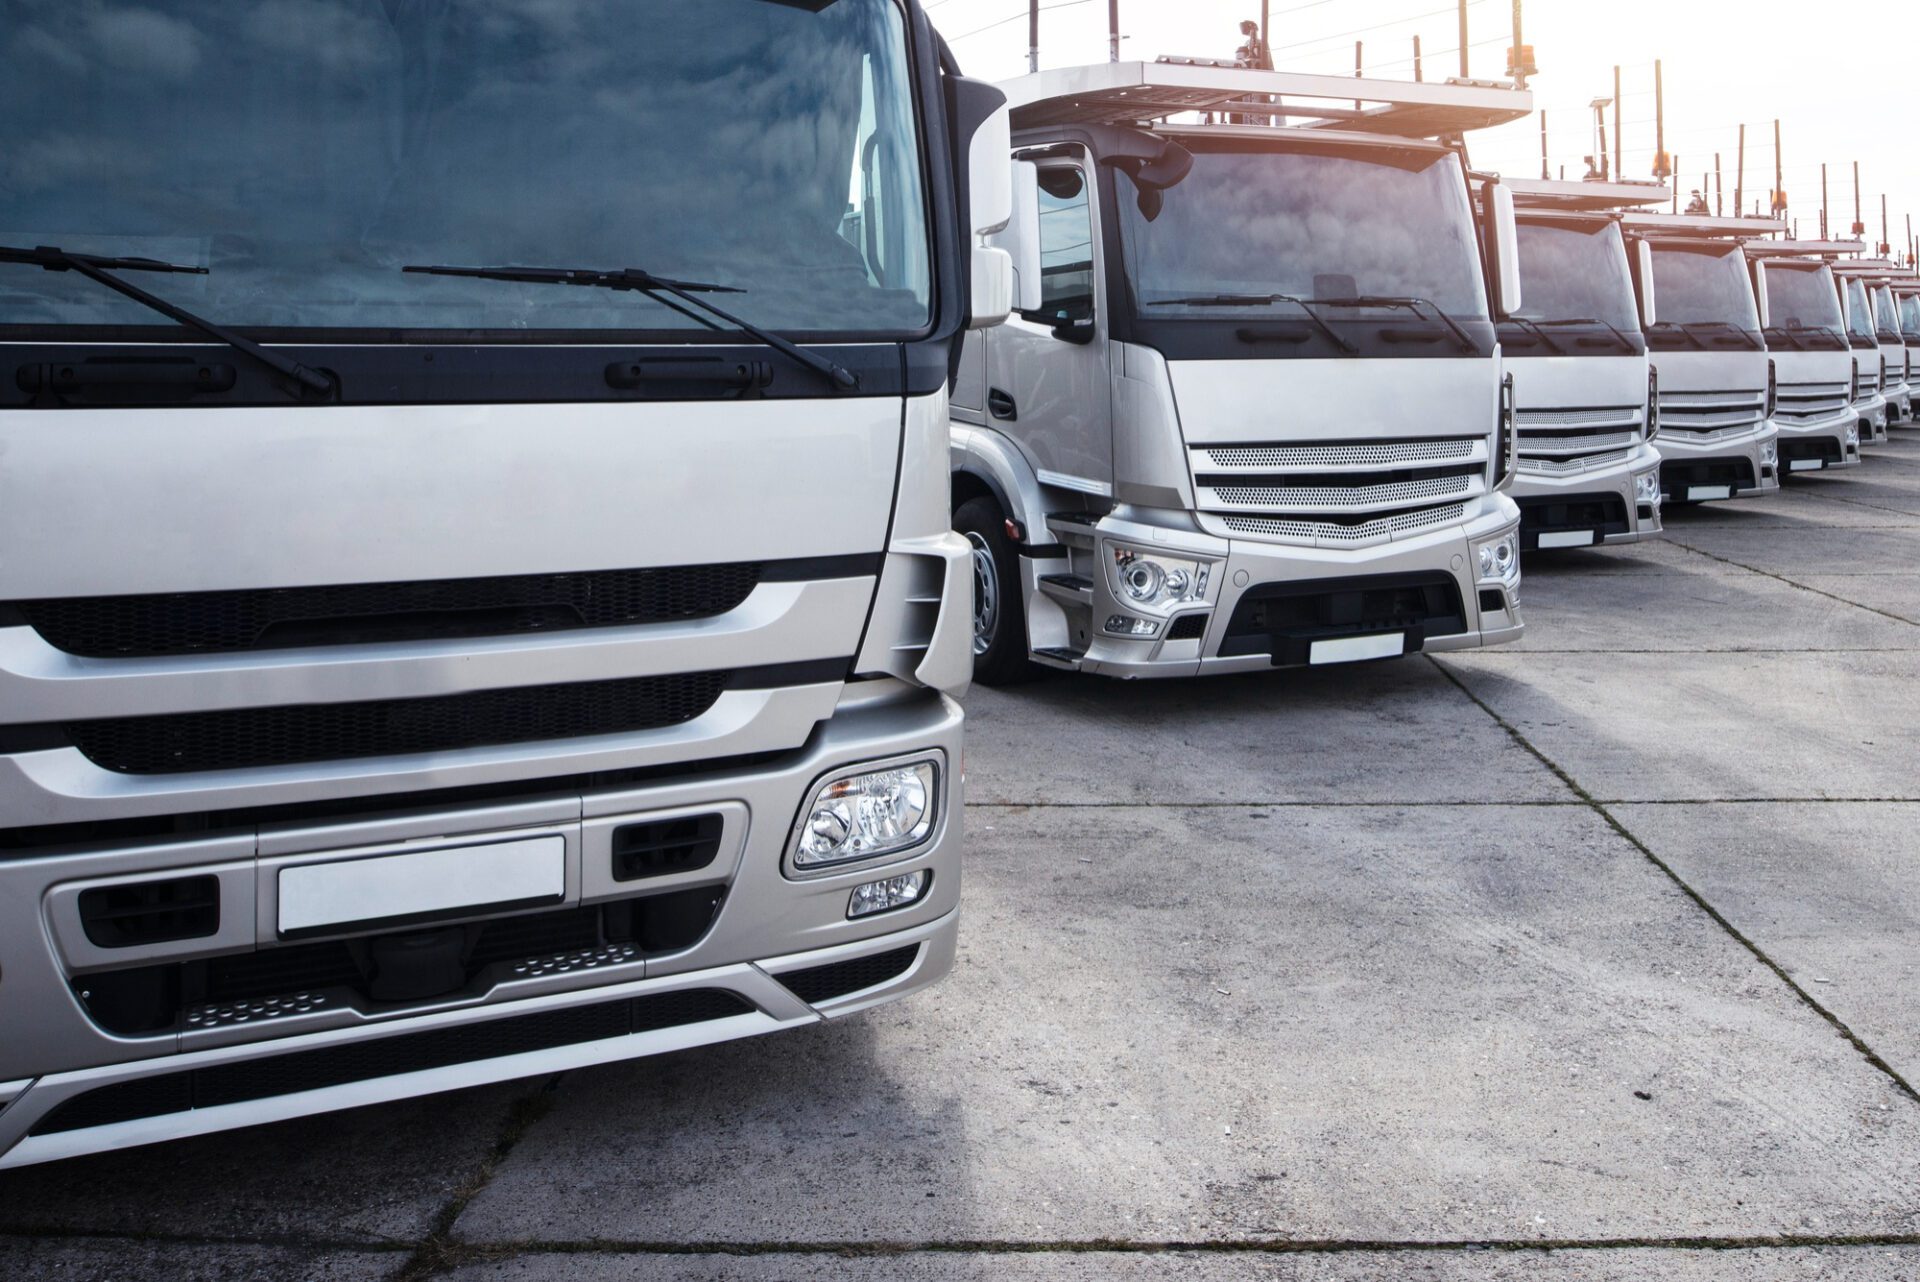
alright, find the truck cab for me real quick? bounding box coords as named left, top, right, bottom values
left=1898, top=286, right=1920, bottom=401
left=1622, top=214, right=1783, bottom=504
left=951, top=61, right=1531, bottom=681
left=1867, top=277, right=1913, bottom=424
left=1744, top=242, right=1864, bottom=473
left=1499, top=180, right=1667, bottom=549
left=1834, top=272, right=1891, bottom=442
left=0, top=0, right=1009, bottom=1167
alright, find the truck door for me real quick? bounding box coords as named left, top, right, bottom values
left=985, top=160, right=1114, bottom=499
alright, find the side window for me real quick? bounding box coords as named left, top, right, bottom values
left=1034, top=167, right=1095, bottom=323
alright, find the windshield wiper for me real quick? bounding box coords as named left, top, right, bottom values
left=1535, top=316, right=1638, bottom=350
left=1147, top=294, right=1356, bottom=354
left=1314, top=296, right=1479, bottom=354
left=402, top=263, right=858, bottom=390
left=1646, top=320, right=1707, bottom=351
left=0, top=244, right=334, bottom=396
left=1765, top=325, right=1807, bottom=351
left=1504, top=316, right=1566, bottom=355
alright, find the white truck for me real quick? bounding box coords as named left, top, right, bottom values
left=1897, top=284, right=1920, bottom=405
left=1744, top=241, right=1867, bottom=473
left=1832, top=263, right=1914, bottom=427
left=1620, top=214, right=1784, bottom=504
left=1832, top=267, right=1891, bottom=443
left=951, top=61, right=1532, bottom=681
left=0, top=0, right=1011, bottom=1167
left=1499, top=179, right=1668, bottom=550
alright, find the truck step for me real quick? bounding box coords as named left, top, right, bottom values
left=1030, top=646, right=1085, bottom=670
left=1037, top=573, right=1094, bottom=604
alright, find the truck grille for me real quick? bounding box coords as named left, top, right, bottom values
left=1655, top=389, right=1767, bottom=442
left=1190, top=436, right=1486, bottom=549
left=12, top=563, right=769, bottom=658
left=63, top=672, right=732, bottom=774
left=1775, top=381, right=1850, bottom=424
left=1515, top=405, right=1643, bottom=464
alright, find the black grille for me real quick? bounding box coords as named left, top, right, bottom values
left=612, top=813, right=725, bottom=882
left=15, top=565, right=764, bottom=658
left=78, top=875, right=220, bottom=948
left=1661, top=457, right=1757, bottom=493
left=1166, top=613, right=1210, bottom=641
left=777, top=945, right=920, bottom=1004
left=31, top=989, right=753, bottom=1136
left=1780, top=437, right=1844, bottom=465
left=1516, top=493, right=1630, bottom=549
left=65, top=673, right=730, bottom=774
left=1220, top=572, right=1465, bottom=663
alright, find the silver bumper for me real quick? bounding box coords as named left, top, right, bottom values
left=1511, top=443, right=1664, bottom=548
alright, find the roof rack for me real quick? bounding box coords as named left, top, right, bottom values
left=1620, top=212, right=1787, bottom=241
left=1506, top=178, right=1672, bottom=213
left=1745, top=239, right=1868, bottom=260
left=1830, top=260, right=1914, bottom=279
left=1001, top=60, right=1531, bottom=138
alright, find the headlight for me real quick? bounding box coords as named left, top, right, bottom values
left=1634, top=470, right=1662, bottom=505
left=1474, top=533, right=1520, bottom=584
left=1646, top=367, right=1661, bottom=441
left=1765, top=359, right=1778, bottom=420
left=1108, top=546, right=1210, bottom=616
left=1847, top=421, right=1860, bottom=446
left=793, top=760, right=937, bottom=870
left=1760, top=439, right=1778, bottom=466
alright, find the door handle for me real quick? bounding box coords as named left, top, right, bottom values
left=987, top=387, right=1018, bottom=421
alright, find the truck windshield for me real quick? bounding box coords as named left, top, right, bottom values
left=0, top=0, right=931, bottom=339
left=1872, top=285, right=1901, bottom=340
left=1118, top=143, right=1487, bottom=321
left=1649, top=244, right=1760, bottom=331
left=1844, top=279, right=1877, bottom=343
left=1902, top=295, right=1920, bottom=339
left=1511, top=221, right=1639, bottom=331
left=1764, top=265, right=1844, bottom=332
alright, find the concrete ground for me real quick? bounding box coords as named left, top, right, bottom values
left=5, top=436, right=1919, bottom=1280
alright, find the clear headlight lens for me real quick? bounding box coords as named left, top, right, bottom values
left=848, top=870, right=928, bottom=919
left=1846, top=421, right=1860, bottom=445
left=1108, top=547, right=1211, bottom=616
left=1474, top=534, right=1520, bottom=584
left=794, top=761, right=937, bottom=869
left=1634, top=470, right=1662, bottom=505
left=1760, top=439, right=1778, bottom=466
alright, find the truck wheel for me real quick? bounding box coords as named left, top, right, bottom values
left=955, top=496, right=1036, bottom=686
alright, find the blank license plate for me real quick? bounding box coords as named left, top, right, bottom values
left=1538, top=530, right=1595, bottom=549
left=1309, top=633, right=1405, bottom=665
left=1687, top=485, right=1733, bottom=501
left=278, top=835, right=566, bottom=935
left=1789, top=459, right=1824, bottom=471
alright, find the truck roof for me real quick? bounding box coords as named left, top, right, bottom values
left=1505, top=178, right=1672, bottom=214
left=1830, top=260, right=1914, bottom=279
left=1745, top=239, right=1869, bottom=260
left=1621, top=212, right=1788, bottom=242
left=1001, top=60, right=1531, bottom=139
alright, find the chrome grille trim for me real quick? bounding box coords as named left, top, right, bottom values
left=1198, top=438, right=1484, bottom=472
left=1215, top=503, right=1469, bottom=549
left=1657, top=391, right=1767, bottom=441
left=1518, top=448, right=1638, bottom=477
left=1514, top=407, right=1643, bottom=430
left=1201, top=472, right=1482, bottom=513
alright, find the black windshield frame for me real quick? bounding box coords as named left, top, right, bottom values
left=0, top=0, right=971, bottom=407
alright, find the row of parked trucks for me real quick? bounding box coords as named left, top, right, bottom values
left=0, top=0, right=1913, bottom=1167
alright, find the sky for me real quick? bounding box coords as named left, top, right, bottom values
left=929, top=0, right=1919, bottom=263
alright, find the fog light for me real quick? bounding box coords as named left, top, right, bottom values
left=1105, top=614, right=1160, bottom=637
left=848, top=870, right=928, bottom=919
left=794, top=761, right=936, bottom=869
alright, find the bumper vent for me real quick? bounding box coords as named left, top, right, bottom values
left=31, top=989, right=754, bottom=1137
left=612, top=814, right=724, bottom=882
left=777, top=945, right=920, bottom=1004
left=63, top=672, right=731, bottom=774
left=78, top=875, right=220, bottom=948
left=14, top=564, right=765, bottom=658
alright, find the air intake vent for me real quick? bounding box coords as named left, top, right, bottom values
left=78, top=876, right=219, bottom=948
left=611, top=814, right=725, bottom=882
left=777, top=945, right=920, bottom=1004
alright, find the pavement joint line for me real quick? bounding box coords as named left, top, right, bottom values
left=391, top=1079, right=561, bottom=1282
left=1595, top=796, right=1920, bottom=805
left=1658, top=540, right=1920, bottom=628
left=1426, top=654, right=1920, bottom=1109
left=0, top=1226, right=412, bottom=1253
left=1789, top=487, right=1920, bottom=518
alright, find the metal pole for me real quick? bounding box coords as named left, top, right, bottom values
left=1613, top=66, right=1622, bottom=180
left=1772, top=119, right=1784, bottom=217
left=1854, top=161, right=1863, bottom=236
left=1821, top=163, right=1829, bottom=239
left=1540, top=110, right=1549, bottom=180
left=1413, top=34, right=1423, bottom=82
left=1734, top=125, right=1744, bottom=221
left=1653, top=60, right=1669, bottom=179
left=1354, top=41, right=1363, bottom=111
left=1509, top=0, right=1527, bottom=89
left=1107, top=0, right=1119, bottom=63
left=1028, top=0, right=1039, bottom=73
left=1715, top=153, right=1723, bottom=217
left=1883, top=193, right=1891, bottom=256
left=1458, top=0, right=1469, bottom=78
left=1672, top=156, right=1680, bottom=213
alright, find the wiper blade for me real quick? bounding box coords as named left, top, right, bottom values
left=1, top=244, right=334, bottom=396
left=1534, top=316, right=1637, bottom=349
left=403, top=263, right=858, bottom=390
left=1315, top=295, right=1479, bottom=354
left=1646, top=321, right=1707, bottom=351
left=1147, top=294, right=1355, bottom=354
left=1504, top=316, right=1565, bottom=355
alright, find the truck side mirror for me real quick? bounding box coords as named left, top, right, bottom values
left=1484, top=183, right=1523, bottom=319
left=990, top=161, right=1044, bottom=315
left=954, top=78, right=1015, bottom=330
left=1635, top=239, right=1657, bottom=329
left=1750, top=260, right=1770, bottom=329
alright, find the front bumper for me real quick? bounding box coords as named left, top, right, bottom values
left=1656, top=423, right=1779, bottom=502
left=0, top=686, right=964, bottom=1168
left=1062, top=500, right=1523, bottom=678
left=1856, top=392, right=1889, bottom=443
left=1775, top=407, right=1862, bottom=473
left=1510, top=444, right=1663, bottom=549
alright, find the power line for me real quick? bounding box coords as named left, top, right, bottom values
left=945, top=0, right=1092, bottom=43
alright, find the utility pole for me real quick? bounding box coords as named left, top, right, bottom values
left=1853, top=161, right=1863, bottom=236
left=1354, top=41, right=1363, bottom=110
left=1458, top=0, right=1469, bottom=79
left=1540, top=110, right=1549, bottom=180
left=1108, top=0, right=1119, bottom=63
left=1821, top=164, right=1829, bottom=239
left=1734, top=124, right=1745, bottom=221
left=1613, top=67, right=1622, bottom=180
left=1671, top=156, right=1680, bottom=213
left=1652, top=60, right=1670, bottom=180
left=1771, top=120, right=1785, bottom=218
left=1882, top=193, right=1891, bottom=256
left=1413, top=34, right=1423, bottom=82
left=1028, top=0, right=1039, bottom=73
left=1715, top=154, right=1723, bottom=216
left=1507, top=0, right=1535, bottom=89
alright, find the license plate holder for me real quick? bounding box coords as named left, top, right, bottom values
left=1538, top=530, right=1596, bottom=549
left=1687, top=484, right=1733, bottom=501
left=1789, top=458, right=1824, bottom=471
left=1309, top=633, right=1406, bottom=665
left=278, top=835, right=566, bottom=938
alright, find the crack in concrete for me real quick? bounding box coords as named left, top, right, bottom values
left=1659, top=539, right=1920, bottom=627
left=1427, top=655, right=1920, bottom=1108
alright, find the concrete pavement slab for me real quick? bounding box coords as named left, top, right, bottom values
left=1659, top=527, right=1920, bottom=576
left=1793, top=577, right=1920, bottom=626
left=0, top=1084, right=525, bottom=1243
left=456, top=804, right=1920, bottom=1247
left=1614, top=801, right=1920, bottom=1080
left=1518, top=539, right=1760, bottom=576
left=438, top=1247, right=1920, bottom=1281
left=0, top=1238, right=397, bottom=1281
left=1437, top=651, right=1920, bottom=801
left=961, top=668, right=1567, bottom=807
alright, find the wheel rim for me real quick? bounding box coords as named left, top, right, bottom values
left=965, top=531, right=999, bottom=656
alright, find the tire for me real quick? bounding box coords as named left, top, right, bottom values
left=954, top=495, right=1037, bottom=686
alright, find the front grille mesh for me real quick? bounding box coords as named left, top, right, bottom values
left=1192, top=437, right=1485, bottom=549
left=1209, top=472, right=1476, bottom=510
left=16, top=564, right=764, bottom=658
left=1203, top=439, right=1479, bottom=469
left=67, top=673, right=730, bottom=774
left=1219, top=503, right=1467, bottom=544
